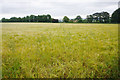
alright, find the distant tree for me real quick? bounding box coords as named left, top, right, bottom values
left=34, top=16, right=38, bottom=22
left=101, top=12, right=110, bottom=23
left=47, top=14, right=52, bottom=22
left=17, top=17, right=22, bottom=22
left=63, top=16, right=69, bottom=23
left=29, top=15, right=35, bottom=22
left=42, top=15, right=47, bottom=22
left=1, top=18, right=7, bottom=22
left=87, top=12, right=110, bottom=23
left=21, top=17, right=27, bottom=22
left=111, top=8, right=120, bottom=23
left=37, top=15, right=42, bottom=22
left=1, top=14, right=53, bottom=22
left=75, top=16, right=82, bottom=20
left=87, top=15, right=93, bottom=23
left=26, top=16, right=30, bottom=22
left=75, top=15, right=82, bottom=23
left=92, top=13, right=100, bottom=23
left=10, top=17, right=18, bottom=22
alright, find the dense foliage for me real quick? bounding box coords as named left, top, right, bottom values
left=74, top=16, right=82, bottom=23
left=111, top=8, right=120, bottom=23
left=63, top=16, right=70, bottom=23
left=87, top=12, right=110, bottom=23
left=1, top=14, right=52, bottom=22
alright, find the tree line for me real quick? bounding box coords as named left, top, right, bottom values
left=63, top=12, right=110, bottom=23
left=1, top=8, right=120, bottom=23
left=1, top=14, right=57, bottom=23
left=63, top=8, right=120, bottom=23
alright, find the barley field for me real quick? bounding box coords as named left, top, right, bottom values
left=1, top=23, right=119, bottom=78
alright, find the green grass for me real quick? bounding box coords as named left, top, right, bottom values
left=2, top=23, right=119, bottom=78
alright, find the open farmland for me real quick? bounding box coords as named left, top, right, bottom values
left=2, top=23, right=119, bottom=78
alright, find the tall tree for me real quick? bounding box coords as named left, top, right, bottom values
left=26, top=16, right=30, bottom=22
left=87, top=15, right=93, bottom=23
left=88, top=12, right=110, bottom=23
left=75, top=15, right=82, bottom=23
left=47, top=14, right=52, bottom=22
left=111, top=8, right=120, bottom=23
left=10, top=17, right=18, bottom=22
left=101, top=12, right=110, bottom=23
left=63, top=16, right=69, bottom=23
left=30, top=15, right=35, bottom=22
left=92, top=13, right=100, bottom=23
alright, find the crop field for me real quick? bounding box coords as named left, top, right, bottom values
left=1, top=23, right=119, bottom=78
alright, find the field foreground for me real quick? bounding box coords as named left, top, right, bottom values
left=2, top=23, right=119, bottom=78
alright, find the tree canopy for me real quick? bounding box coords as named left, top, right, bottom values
left=74, top=15, right=82, bottom=23
left=63, top=16, right=69, bottom=23
left=111, top=8, right=120, bottom=23
left=87, top=12, right=110, bottom=23
left=1, top=14, right=52, bottom=22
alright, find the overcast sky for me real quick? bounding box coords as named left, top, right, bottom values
left=0, top=0, right=119, bottom=19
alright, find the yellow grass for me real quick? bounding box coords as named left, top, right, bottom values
left=1, top=23, right=119, bottom=78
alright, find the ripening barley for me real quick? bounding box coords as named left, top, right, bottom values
left=2, top=23, right=118, bottom=78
